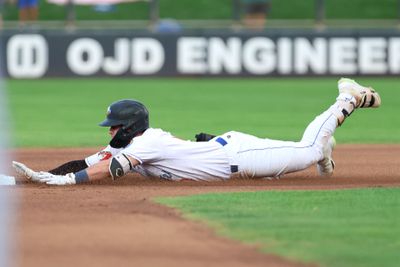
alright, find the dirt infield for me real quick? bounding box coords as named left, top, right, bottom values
left=9, top=145, right=400, bottom=267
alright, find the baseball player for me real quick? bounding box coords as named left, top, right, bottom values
left=13, top=78, right=381, bottom=185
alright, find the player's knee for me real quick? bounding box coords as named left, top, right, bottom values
left=109, top=154, right=132, bottom=180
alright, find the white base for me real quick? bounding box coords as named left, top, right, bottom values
left=0, top=175, right=16, bottom=185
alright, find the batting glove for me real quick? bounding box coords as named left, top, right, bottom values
left=12, top=161, right=45, bottom=183
left=12, top=161, right=76, bottom=185
left=39, top=173, right=76, bottom=185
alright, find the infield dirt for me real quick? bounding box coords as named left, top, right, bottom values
left=8, top=145, right=400, bottom=267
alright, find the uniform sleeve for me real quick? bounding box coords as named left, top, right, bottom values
left=85, top=145, right=124, bottom=166
left=122, top=136, right=163, bottom=164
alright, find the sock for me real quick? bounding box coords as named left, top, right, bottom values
left=329, top=93, right=357, bottom=126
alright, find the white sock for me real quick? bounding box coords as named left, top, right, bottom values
left=329, top=93, right=357, bottom=125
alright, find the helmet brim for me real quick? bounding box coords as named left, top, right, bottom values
left=98, top=118, right=124, bottom=127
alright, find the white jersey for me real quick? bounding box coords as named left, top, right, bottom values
left=121, top=128, right=232, bottom=181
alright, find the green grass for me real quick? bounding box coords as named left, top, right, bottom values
left=5, top=78, right=400, bottom=147
left=2, top=0, right=399, bottom=21
left=157, top=188, right=400, bottom=267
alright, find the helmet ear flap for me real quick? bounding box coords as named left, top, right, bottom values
left=110, top=118, right=148, bottom=149
left=109, top=127, right=136, bottom=148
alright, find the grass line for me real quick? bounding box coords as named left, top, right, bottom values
left=157, top=188, right=400, bottom=267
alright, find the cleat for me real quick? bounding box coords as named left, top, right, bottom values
left=338, top=78, right=381, bottom=108
left=317, top=136, right=336, bottom=177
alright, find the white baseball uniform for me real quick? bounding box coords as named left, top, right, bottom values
left=86, top=105, right=338, bottom=181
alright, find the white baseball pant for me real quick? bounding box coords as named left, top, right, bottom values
left=219, top=109, right=337, bottom=178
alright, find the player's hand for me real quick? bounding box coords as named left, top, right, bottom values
left=38, top=173, right=76, bottom=185
left=12, top=161, right=76, bottom=185
left=12, top=161, right=45, bottom=182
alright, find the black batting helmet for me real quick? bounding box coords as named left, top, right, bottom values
left=99, top=99, right=149, bottom=137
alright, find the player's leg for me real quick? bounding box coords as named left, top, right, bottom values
left=234, top=137, right=323, bottom=179
left=234, top=93, right=340, bottom=178
left=298, top=78, right=381, bottom=176
left=235, top=78, right=380, bottom=179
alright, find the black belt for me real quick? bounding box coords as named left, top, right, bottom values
left=215, top=137, right=238, bottom=173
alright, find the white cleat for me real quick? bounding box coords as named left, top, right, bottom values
left=317, top=136, right=336, bottom=177
left=338, top=78, right=381, bottom=108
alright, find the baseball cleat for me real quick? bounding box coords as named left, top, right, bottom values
left=317, top=136, right=336, bottom=177
left=338, top=78, right=381, bottom=108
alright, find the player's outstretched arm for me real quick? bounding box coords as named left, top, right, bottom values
left=37, top=160, right=113, bottom=185
left=44, top=155, right=140, bottom=185
left=13, top=161, right=80, bottom=185
left=13, top=154, right=140, bottom=185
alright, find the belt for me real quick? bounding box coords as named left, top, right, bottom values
left=215, top=137, right=238, bottom=173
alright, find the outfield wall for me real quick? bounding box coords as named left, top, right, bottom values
left=2, top=29, right=400, bottom=78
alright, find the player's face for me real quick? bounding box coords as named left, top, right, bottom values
left=109, top=125, right=121, bottom=138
